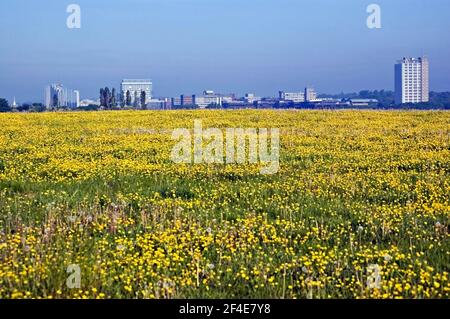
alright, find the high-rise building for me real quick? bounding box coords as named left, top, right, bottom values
left=121, top=79, right=152, bottom=106
left=73, top=90, right=80, bottom=108
left=45, top=84, right=79, bottom=109
left=395, top=57, right=429, bottom=104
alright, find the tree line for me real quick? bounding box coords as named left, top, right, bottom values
left=99, top=87, right=147, bottom=109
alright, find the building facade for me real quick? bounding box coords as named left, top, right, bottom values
left=244, top=93, right=261, bottom=104
left=196, top=91, right=223, bottom=108
left=395, top=57, right=429, bottom=104
left=120, top=79, right=153, bottom=106
left=73, top=90, right=80, bottom=108
left=279, top=91, right=305, bottom=103
left=45, top=84, right=79, bottom=109
left=305, top=87, right=318, bottom=102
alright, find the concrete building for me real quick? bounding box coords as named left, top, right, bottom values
left=45, top=84, right=79, bottom=109
left=171, top=95, right=196, bottom=107
left=80, top=99, right=100, bottom=107
left=279, top=91, right=305, bottom=103
left=305, top=87, right=318, bottom=102
left=196, top=91, right=222, bottom=108
left=74, top=90, right=80, bottom=108
left=244, top=93, right=261, bottom=104
left=395, top=57, right=429, bottom=104
left=181, top=94, right=196, bottom=106
left=279, top=88, right=318, bottom=103
left=121, top=79, right=153, bottom=106
left=146, top=98, right=170, bottom=110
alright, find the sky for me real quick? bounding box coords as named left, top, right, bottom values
left=1, top=0, right=450, bottom=103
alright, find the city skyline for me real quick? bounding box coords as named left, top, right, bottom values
left=1, top=0, right=450, bottom=102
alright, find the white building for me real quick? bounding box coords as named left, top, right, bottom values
left=395, top=57, right=429, bottom=104
left=73, top=90, right=80, bottom=108
left=80, top=99, right=100, bottom=107
left=121, top=79, right=153, bottom=106
left=244, top=93, right=261, bottom=104
left=305, top=87, right=318, bottom=102
left=45, top=84, right=79, bottom=109
left=196, top=90, right=222, bottom=108
left=279, top=91, right=305, bottom=103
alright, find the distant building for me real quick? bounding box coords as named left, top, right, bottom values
left=395, top=57, right=429, bottom=104
left=146, top=98, right=170, bottom=110
left=74, top=90, right=80, bottom=108
left=305, top=87, right=318, bottom=102
left=171, top=96, right=182, bottom=107
left=80, top=99, right=100, bottom=107
left=181, top=94, right=196, bottom=106
left=279, top=91, right=305, bottom=103
left=348, top=99, right=379, bottom=107
left=316, top=98, right=347, bottom=108
left=12, top=97, right=17, bottom=109
left=244, top=93, right=261, bottom=104
left=45, top=84, right=79, bottom=108
left=171, top=94, right=196, bottom=107
left=196, top=90, right=222, bottom=108
left=121, top=79, right=153, bottom=106
left=279, top=88, right=318, bottom=104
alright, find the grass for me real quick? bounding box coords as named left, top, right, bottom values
left=0, top=110, right=449, bottom=299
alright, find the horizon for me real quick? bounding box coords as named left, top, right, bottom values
left=1, top=0, right=450, bottom=103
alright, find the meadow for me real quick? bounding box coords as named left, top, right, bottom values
left=0, top=110, right=448, bottom=299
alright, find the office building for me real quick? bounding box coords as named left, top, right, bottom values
left=74, top=90, right=80, bottom=108
left=395, top=57, right=429, bottom=104
left=45, top=84, right=79, bottom=109
left=181, top=94, right=196, bottom=106
left=244, top=93, right=261, bottom=104
left=196, top=91, right=223, bottom=108
left=121, top=79, right=153, bottom=106
left=279, top=91, right=305, bottom=103
left=305, top=87, right=318, bottom=102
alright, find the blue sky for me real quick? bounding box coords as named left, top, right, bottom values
left=1, top=0, right=449, bottom=102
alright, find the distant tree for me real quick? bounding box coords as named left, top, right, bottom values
left=18, top=103, right=31, bottom=112
left=359, top=90, right=370, bottom=99
left=140, top=91, right=146, bottom=109
left=126, top=90, right=131, bottom=106
left=79, top=104, right=99, bottom=111
left=429, top=91, right=450, bottom=108
left=103, top=87, right=111, bottom=108
left=100, top=88, right=105, bottom=107
left=120, top=93, right=125, bottom=107
left=134, top=91, right=139, bottom=108
left=111, top=88, right=117, bottom=107
left=52, top=94, right=59, bottom=108
left=0, top=98, right=11, bottom=112
left=31, top=103, right=45, bottom=112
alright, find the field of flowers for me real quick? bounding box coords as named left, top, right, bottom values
left=0, top=110, right=449, bottom=299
